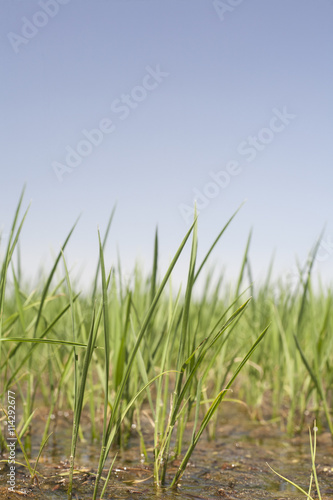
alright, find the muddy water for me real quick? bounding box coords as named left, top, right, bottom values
left=1, top=405, right=332, bottom=499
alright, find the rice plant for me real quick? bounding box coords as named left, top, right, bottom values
left=267, top=421, right=323, bottom=499
left=0, top=190, right=332, bottom=499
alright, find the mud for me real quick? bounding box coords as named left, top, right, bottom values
left=1, top=405, right=332, bottom=499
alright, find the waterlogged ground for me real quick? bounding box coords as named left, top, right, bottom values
left=1, top=405, right=333, bottom=499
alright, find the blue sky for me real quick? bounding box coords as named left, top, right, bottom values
left=1, top=0, right=333, bottom=291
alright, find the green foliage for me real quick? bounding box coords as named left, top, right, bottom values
left=1, top=192, right=332, bottom=497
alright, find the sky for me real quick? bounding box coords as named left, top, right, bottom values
left=1, top=0, right=333, bottom=293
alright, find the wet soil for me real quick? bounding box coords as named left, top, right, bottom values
left=1, top=404, right=332, bottom=499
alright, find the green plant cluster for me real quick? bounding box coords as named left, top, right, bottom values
left=0, top=189, right=332, bottom=498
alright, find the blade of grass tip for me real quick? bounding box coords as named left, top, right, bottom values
left=176, top=210, right=197, bottom=380
left=0, top=186, right=26, bottom=289
left=246, top=258, right=255, bottom=303
left=116, top=246, right=124, bottom=301
left=209, top=285, right=252, bottom=334
left=294, top=334, right=333, bottom=437
left=296, top=229, right=325, bottom=334
left=170, top=324, right=269, bottom=487
left=61, top=250, right=77, bottom=399
left=130, top=323, right=156, bottom=421
left=264, top=251, right=275, bottom=292
left=49, top=276, right=67, bottom=296
left=7, top=202, right=29, bottom=266
left=11, top=264, right=26, bottom=332
left=0, top=188, right=29, bottom=363
left=206, top=298, right=251, bottom=352
left=222, top=324, right=269, bottom=398
left=317, top=294, right=332, bottom=358
left=235, top=228, right=252, bottom=301
left=150, top=227, right=158, bottom=305
left=93, top=219, right=197, bottom=498
left=203, top=324, right=242, bottom=386
left=194, top=201, right=246, bottom=283
left=33, top=217, right=80, bottom=338
left=4, top=234, right=78, bottom=375
left=294, top=335, right=323, bottom=397
left=32, top=432, right=53, bottom=477
left=115, top=292, right=131, bottom=391
left=16, top=239, right=22, bottom=283
left=92, top=206, right=116, bottom=300
left=292, top=257, right=309, bottom=302
left=3, top=292, right=81, bottom=374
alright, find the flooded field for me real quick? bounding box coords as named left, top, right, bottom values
left=1, top=405, right=332, bottom=499
left=1, top=196, right=333, bottom=499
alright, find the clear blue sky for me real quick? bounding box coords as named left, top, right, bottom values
left=1, top=0, right=333, bottom=291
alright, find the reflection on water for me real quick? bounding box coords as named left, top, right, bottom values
left=279, top=481, right=297, bottom=492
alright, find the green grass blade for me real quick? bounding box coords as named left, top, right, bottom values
left=92, top=219, right=196, bottom=498
left=0, top=337, right=94, bottom=348
left=33, top=217, right=79, bottom=337
left=98, top=229, right=111, bottom=442
left=0, top=188, right=29, bottom=368
left=309, top=423, right=322, bottom=500
left=235, top=228, right=252, bottom=300
left=92, top=206, right=116, bottom=300
left=68, top=306, right=97, bottom=499
left=150, top=227, right=158, bottom=305
left=32, top=432, right=53, bottom=476
left=296, top=231, right=324, bottom=333
left=194, top=202, right=245, bottom=283
left=110, top=218, right=196, bottom=430
left=2, top=406, right=34, bottom=479
left=170, top=324, right=269, bottom=486
left=267, top=463, right=314, bottom=499
left=294, top=334, right=333, bottom=437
